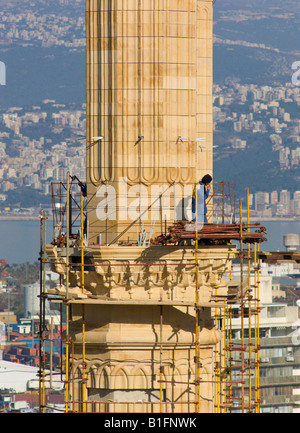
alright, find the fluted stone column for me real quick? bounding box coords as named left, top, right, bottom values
left=86, top=0, right=213, bottom=244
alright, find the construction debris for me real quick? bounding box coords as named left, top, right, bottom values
left=151, top=222, right=267, bottom=245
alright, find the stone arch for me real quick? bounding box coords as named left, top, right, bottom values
left=71, top=365, right=84, bottom=411
left=164, top=360, right=195, bottom=411
left=198, top=4, right=210, bottom=19
left=98, top=365, right=110, bottom=389
left=175, top=359, right=194, bottom=381
left=85, top=361, right=101, bottom=388
left=87, top=366, right=96, bottom=388
left=74, top=365, right=83, bottom=381
left=130, top=365, right=149, bottom=389
left=110, top=365, right=129, bottom=389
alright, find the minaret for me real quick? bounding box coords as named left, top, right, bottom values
left=47, top=0, right=236, bottom=414
left=86, top=1, right=213, bottom=244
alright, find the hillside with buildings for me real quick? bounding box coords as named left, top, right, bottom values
left=212, top=0, right=300, bottom=209
left=0, top=0, right=299, bottom=215
left=0, top=100, right=85, bottom=212
left=213, top=81, right=300, bottom=218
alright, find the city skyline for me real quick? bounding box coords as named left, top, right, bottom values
left=0, top=1, right=299, bottom=214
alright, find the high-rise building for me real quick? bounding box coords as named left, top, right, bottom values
left=280, top=190, right=291, bottom=214
left=270, top=190, right=278, bottom=205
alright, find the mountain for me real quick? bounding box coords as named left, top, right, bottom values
left=0, top=0, right=85, bottom=108
left=212, top=0, right=300, bottom=198
left=213, top=0, right=300, bottom=85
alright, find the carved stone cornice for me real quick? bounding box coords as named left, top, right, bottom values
left=46, top=244, right=235, bottom=305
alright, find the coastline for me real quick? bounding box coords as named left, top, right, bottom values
left=254, top=217, right=300, bottom=222
left=0, top=215, right=52, bottom=221
left=0, top=216, right=40, bottom=221
left=0, top=217, right=298, bottom=264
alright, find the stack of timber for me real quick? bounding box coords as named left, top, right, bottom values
left=151, top=222, right=267, bottom=246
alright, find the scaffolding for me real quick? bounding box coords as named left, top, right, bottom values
left=38, top=176, right=264, bottom=413
left=217, top=191, right=261, bottom=413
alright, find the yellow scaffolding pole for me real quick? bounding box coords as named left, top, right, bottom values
left=223, top=305, right=227, bottom=413
left=224, top=244, right=233, bottom=413
left=65, top=173, right=70, bottom=413
left=214, top=298, right=217, bottom=412
left=254, top=242, right=257, bottom=412
left=253, top=241, right=261, bottom=413
left=239, top=199, right=245, bottom=413
left=256, top=243, right=260, bottom=412
left=39, top=210, right=46, bottom=413
left=159, top=304, right=163, bottom=413
left=223, top=304, right=230, bottom=413
left=214, top=290, right=221, bottom=413
left=229, top=304, right=233, bottom=411
left=247, top=189, right=252, bottom=411
left=42, top=211, right=47, bottom=411
left=194, top=183, right=201, bottom=413
left=81, top=191, right=86, bottom=412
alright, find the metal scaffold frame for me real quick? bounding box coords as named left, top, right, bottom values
left=217, top=190, right=261, bottom=413
left=38, top=209, right=47, bottom=413
left=38, top=175, right=263, bottom=413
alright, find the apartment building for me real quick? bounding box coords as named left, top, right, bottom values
left=228, top=260, right=300, bottom=413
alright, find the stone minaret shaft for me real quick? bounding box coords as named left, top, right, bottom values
left=86, top=1, right=213, bottom=244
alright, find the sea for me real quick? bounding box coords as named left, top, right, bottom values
left=0, top=219, right=53, bottom=265
left=0, top=219, right=299, bottom=265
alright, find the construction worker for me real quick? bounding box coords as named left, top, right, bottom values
left=192, top=174, right=212, bottom=224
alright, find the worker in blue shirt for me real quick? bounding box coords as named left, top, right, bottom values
left=192, top=174, right=212, bottom=224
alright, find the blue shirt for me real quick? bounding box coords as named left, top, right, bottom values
left=191, top=181, right=210, bottom=222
